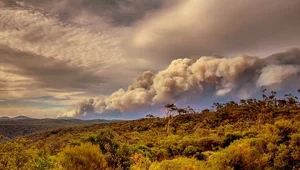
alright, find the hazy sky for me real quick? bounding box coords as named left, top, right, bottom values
left=0, top=0, right=300, bottom=119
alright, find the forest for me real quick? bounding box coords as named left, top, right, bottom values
left=0, top=118, right=119, bottom=139
left=0, top=89, right=300, bottom=170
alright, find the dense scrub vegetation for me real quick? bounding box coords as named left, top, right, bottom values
left=1, top=90, right=300, bottom=170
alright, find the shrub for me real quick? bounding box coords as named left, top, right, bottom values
left=207, top=139, right=270, bottom=170
left=179, top=136, right=222, bottom=153
left=275, top=120, right=297, bottom=143
left=182, top=146, right=203, bottom=160
left=149, top=157, right=206, bottom=170
left=290, top=133, right=300, bottom=168
left=34, top=149, right=55, bottom=170
left=57, top=142, right=107, bottom=170
left=223, top=133, right=243, bottom=147
left=0, top=142, right=36, bottom=170
left=130, top=153, right=151, bottom=170
left=151, top=148, right=169, bottom=162
left=115, top=144, right=133, bottom=170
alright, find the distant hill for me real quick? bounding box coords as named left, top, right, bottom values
left=12, top=115, right=32, bottom=120
left=0, top=118, right=121, bottom=138
left=0, top=115, right=33, bottom=120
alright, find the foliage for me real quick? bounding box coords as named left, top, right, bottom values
left=56, top=142, right=107, bottom=170
left=0, top=89, right=300, bottom=169
left=149, top=157, right=206, bottom=170
left=207, top=138, right=270, bottom=170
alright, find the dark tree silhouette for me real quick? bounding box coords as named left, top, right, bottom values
left=145, top=114, right=155, bottom=118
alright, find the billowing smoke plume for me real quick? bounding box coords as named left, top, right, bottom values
left=59, top=48, right=300, bottom=118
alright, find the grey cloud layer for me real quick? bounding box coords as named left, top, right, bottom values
left=60, top=49, right=300, bottom=118
left=0, top=7, right=123, bottom=69
left=4, top=0, right=176, bottom=26
left=0, top=45, right=105, bottom=90
left=129, top=0, right=300, bottom=63
left=0, top=5, right=128, bottom=95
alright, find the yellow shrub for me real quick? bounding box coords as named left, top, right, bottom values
left=207, top=139, right=270, bottom=170
left=57, top=142, right=107, bottom=170
left=130, top=153, right=151, bottom=170
left=149, top=157, right=206, bottom=170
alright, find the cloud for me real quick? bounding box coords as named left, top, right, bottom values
left=0, top=89, right=91, bottom=118
left=0, top=106, right=64, bottom=118
left=0, top=4, right=137, bottom=98
left=0, top=45, right=105, bottom=90
left=12, top=0, right=177, bottom=26
left=0, top=97, right=68, bottom=108
left=0, top=1, right=145, bottom=118
left=0, top=7, right=124, bottom=68
left=129, top=0, right=300, bottom=64
left=257, top=65, right=299, bottom=87
left=1, top=0, right=300, bottom=119
left=257, top=48, right=300, bottom=90
left=60, top=48, right=300, bottom=118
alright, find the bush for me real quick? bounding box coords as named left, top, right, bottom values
left=130, top=153, right=151, bottom=170
left=290, top=133, right=300, bottom=168
left=34, top=149, right=55, bottom=170
left=151, top=148, right=169, bottom=162
left=223, top=133, right=243, bottom=147
left=115, top=144, right=133, bottom=170
left=207, top=139, right=270, bottom=170
left=0, top=142, right=36, bottom=170
left=57, top=142, right=107, bottom=170
left=182, top=146, right=203, bottom=160
left=274, top=120, right=297, bottom=143
left=179, top=136, right=222, bottom=153
left=149, top=157, right=206, bottom=170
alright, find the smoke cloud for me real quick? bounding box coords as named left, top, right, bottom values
left=2, top=0, right=300, bottom=119
left=59, top=48, right=300, bottom=118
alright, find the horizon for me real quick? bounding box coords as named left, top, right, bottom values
left=0, top=114, right=132, bottom=120
left=1, top=0, right=300, bottom=119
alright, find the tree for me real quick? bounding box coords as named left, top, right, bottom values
left=186, top=106, right=196, bottom=114
left=146, top=114, right=155, bottom=118
left=165, top=104, right=179, bottom=135
left=177, top=108, right=187, bottom=115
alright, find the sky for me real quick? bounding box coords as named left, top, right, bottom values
left=0, top=0, right=300, bottom=119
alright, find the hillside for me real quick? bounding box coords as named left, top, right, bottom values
left=0, top=116, right=10, bottom=119
left=0, top=118, right=121, bottom=139
left=0, top=90, right=300, bottom=170
left=12, top=115, right=32, bottom=119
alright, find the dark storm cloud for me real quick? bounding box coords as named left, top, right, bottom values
left=0, top=45, right=105, bottom=90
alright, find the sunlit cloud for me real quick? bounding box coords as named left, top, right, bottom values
left=1, top=0, right=300, bottom=119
